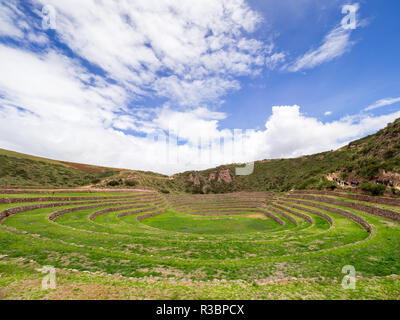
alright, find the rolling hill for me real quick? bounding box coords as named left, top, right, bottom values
left=1, top=118, right=400, bottom=194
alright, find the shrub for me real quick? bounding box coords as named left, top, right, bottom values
left=383, top=149, right=395, bottom=160
left=125, top=179, right=138, bottom=187
left=159, top=189, right=170, bottom=194
left=360, top=182, right=387, bottom=196
left=340, top=172, right=348, bottom=181
left=107, top=180, right=120, bottom=187
left=391, top=187, right=400, bottom=196
left=91, top=178, right=101, bottom=184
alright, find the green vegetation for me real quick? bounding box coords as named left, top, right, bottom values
left=107, top=179, right=122, bottom=187
left=0, top=188, right=399, bottom=299
left=143, top=211, right=286, bottom=235
left=124, top=179, right=138, bottom=187
left=360, top=182, right=387, bottom=196
left=0, top=153, right=116, bottom=187
left=1, top=257, right=399, bottom=300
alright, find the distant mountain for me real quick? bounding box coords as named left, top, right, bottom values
left=1, top=118, right=400, bottom=193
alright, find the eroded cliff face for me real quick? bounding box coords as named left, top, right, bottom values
left=188, top=173, right=201, bottom=186
left=185, top=167, right=235, bottom=193
left=217, top=169, right=232, bottom=183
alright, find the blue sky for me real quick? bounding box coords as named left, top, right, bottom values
left=221, top=0, right=400, bottom=129
left=0, top=0, right=399, bottom=174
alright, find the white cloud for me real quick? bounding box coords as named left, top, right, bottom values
left=364, top=97, right=400, bottom=111
left=252, top=106, right=400, bottom=160
left=266, top=52, right=286, bottom=70
left=152, top=107, right=231, bottom=144
left=286, top=25, right=354, bottom=72
left=153, top=76, right=240, bottom=107
left=1, top=52, right=399, bottom=176
left=29, top=0, right=265, bottom=107
left=0, top=2, right=25, bottom=38
left=324, top=111, right=332, bottom=116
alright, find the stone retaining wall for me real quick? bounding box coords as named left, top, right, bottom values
left=276, top=201, right=333, bottom=226
left=47, top=201, right=163, bottom=221
left=262, top=210, right=285, bottom=225
left=272, top=204, right=313, bottom=224
left=267, top=206, right=298, bottom=226
left=117, top=205, right=167, bottom=219
left=89, top=200, right=166, bottom=220
left=283, top=198, right=372, bottom=232
left=136, top=209, right=168, bottom=221
left=0, top=200, right=108, bottom=223
left=186, top=208, right=267, bottom=215
left=291, top=190, right=400, bottom=207
left=286, top=194, right=400, bottom=222
left=0, top=194, right=160, bottom=204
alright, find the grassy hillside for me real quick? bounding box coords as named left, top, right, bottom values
left=0, top=148, right=119, bottom=187
left=0, top=148, right=185, bottom=191
left=1, top=118, right=399, bottom=192
left=175, top=118, right=400, bottom=194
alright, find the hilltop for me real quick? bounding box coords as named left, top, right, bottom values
left=0, top=148, right=183, bottom=192
left=173, top=118, right=400, bottom=194
left=1, top=118, right=400, bottom=193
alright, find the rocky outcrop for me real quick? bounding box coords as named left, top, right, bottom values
left=217, top=169, right=232, bottom=183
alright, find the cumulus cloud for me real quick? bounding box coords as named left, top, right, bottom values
left=30, top=0, right=265, bottom=107
left=253, top=106, right=400, bottom=159
left=364, top=97, right=400, bottom=111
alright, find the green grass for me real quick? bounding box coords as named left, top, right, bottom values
left=142, top=211, right=286, bottom=234
left=0, top=153, right=117, bottom=187
left=0, top=189, right=399, bottom=299
left=1, top=257, right=399, bottom=300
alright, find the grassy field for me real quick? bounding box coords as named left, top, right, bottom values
left=0, top=187, right=399, bottom=300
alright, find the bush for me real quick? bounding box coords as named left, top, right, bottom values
left=159, top=189, right=170, bottom=194
left=357, top=158, right=381, bottom=178
left=91, top=178, right=101, bottom=184
left=125, top=179, right=138, bottom=187
left=391, top=187, right=400, bottom=196
left=383, top=149, right=395, bottom=160
left=107, top=180, right=121, bottom=187
left=360, top=182, right=387, bottom=196
left=323, top=180, right=338, bottom=191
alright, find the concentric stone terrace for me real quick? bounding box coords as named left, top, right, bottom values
left=0, top=187, right=399, bottom=299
